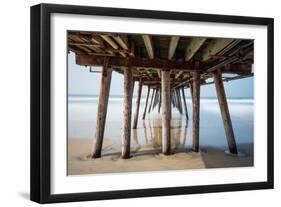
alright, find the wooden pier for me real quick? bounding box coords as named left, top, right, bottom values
left=68, top=31, right=254, bottom=158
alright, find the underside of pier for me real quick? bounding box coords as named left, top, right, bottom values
left=67, top=31, right=254, bottom=158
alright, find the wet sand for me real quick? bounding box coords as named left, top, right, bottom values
left=67, top=98, right=254, bottom=175
left=68, top=138, right=253, bottom=175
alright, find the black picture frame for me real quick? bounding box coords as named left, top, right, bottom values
left=30, top=3, right=274, bottom=204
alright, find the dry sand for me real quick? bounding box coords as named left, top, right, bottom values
left=68, top=138, right=253, bottom=175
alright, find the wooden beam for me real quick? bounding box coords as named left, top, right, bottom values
left=185, top=37, right=207, bottom=61
left=206, top=55, right=239, bottom=72
left=201, top=39, right=234, bottom=62
left=181, top=87, right=189, bottom=127
left=168, top=36, right=180, bottom=60
left=213, top=70, right=238, bottom=154
left=203, top=73, right=253, bottom=86
left=68, top=42, right=102, bottom=47
left=142, top=35, right=154, bottom=59
left=217, top=39, right=242, bottom=56
left=100, top=35, right=119, bottom=49
left=92, top=66, right=113, bottom=158
left=161, top=70, right=171, bottom=155
left=76, top=55, right=203, bottom=71
left=112, top=35, right=129, bottom=50
left=175, top=71, right=184, bottom=80
left=121, top=67, right=134, bottom=159
left=91, top=35, right=104, bottom=45
left=142, top=86, right=151, bottom=120
left=133, top=80, right=143, bottom=129
left=192, top=71, right=200, bottom=152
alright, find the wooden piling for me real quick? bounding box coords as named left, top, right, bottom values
left=92, top=66, right=112, bottom=158
left=133, top=80, right=143, bottom=129
left=176, top=89, right=183, bottom=114
left=192, top=71, right=200, bottom=152
left=190, top=83, right=194, bottom=104
left=171, top=92, right=175, bottom=108
left=161, top=70, right=171, bottom=155
left=158, top=90, right=161, bottom=113
left=148, top=88, right=155, bottom=114
left=213, top=70, right=238, bottom=154
left=153, top=89, right=158, bottom=109
left=173, top=90, right=180, bottom=113
left=121, top=67, right=134, bottom=159
left=142, top=86, right=151, bottom=120
left=181, top=87, right=189, bottom=127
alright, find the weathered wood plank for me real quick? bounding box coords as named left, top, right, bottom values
left=142, top=35, right=154, bottom=59
left=121, top=67, right=134, bottom=159
left=133, top=80, right=143, bottom=129
left=161, top=70, right=171, bottom=155
left=213, top=70, right=238, bottom=154
left=192, top=71, right=200, bottom=152
left=76, top=55, right=203, bottom=71
left=185, top=37, right=207, bottom=61
left=92, top=66, right=113, bottom=158
left=101, top=35, right=119, bottom=49
left=168, top=36, right=180, bottom=60
left=112, top=34, right=129, bottom=50
left=201, top=38, right=234, bottom=62
left=78, top=54, right=256, bottom=73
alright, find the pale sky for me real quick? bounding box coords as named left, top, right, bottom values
left=68, top=52, right=253, bottom=98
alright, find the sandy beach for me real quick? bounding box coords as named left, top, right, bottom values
left=68, top=138, right=253, bottom=175
left=67, top=97, right=254, bottom=175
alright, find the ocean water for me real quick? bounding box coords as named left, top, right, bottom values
left=68, top=95, right=253, bottom=150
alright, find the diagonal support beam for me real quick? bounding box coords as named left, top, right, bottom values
left=100, top=35, right=119, bottom=49
left=185, top=37, right=207, bottom=61
left=213, top=69, right=238, bottom=154
left=201, top=38, right=234, bottom=62
left=92, top=65, right=113, bottom=158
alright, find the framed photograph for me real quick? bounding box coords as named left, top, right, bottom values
left=30, top=3, right=274, bottom=203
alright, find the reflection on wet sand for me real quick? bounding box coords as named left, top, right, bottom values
left=131, top=115, right=189, bottom=155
